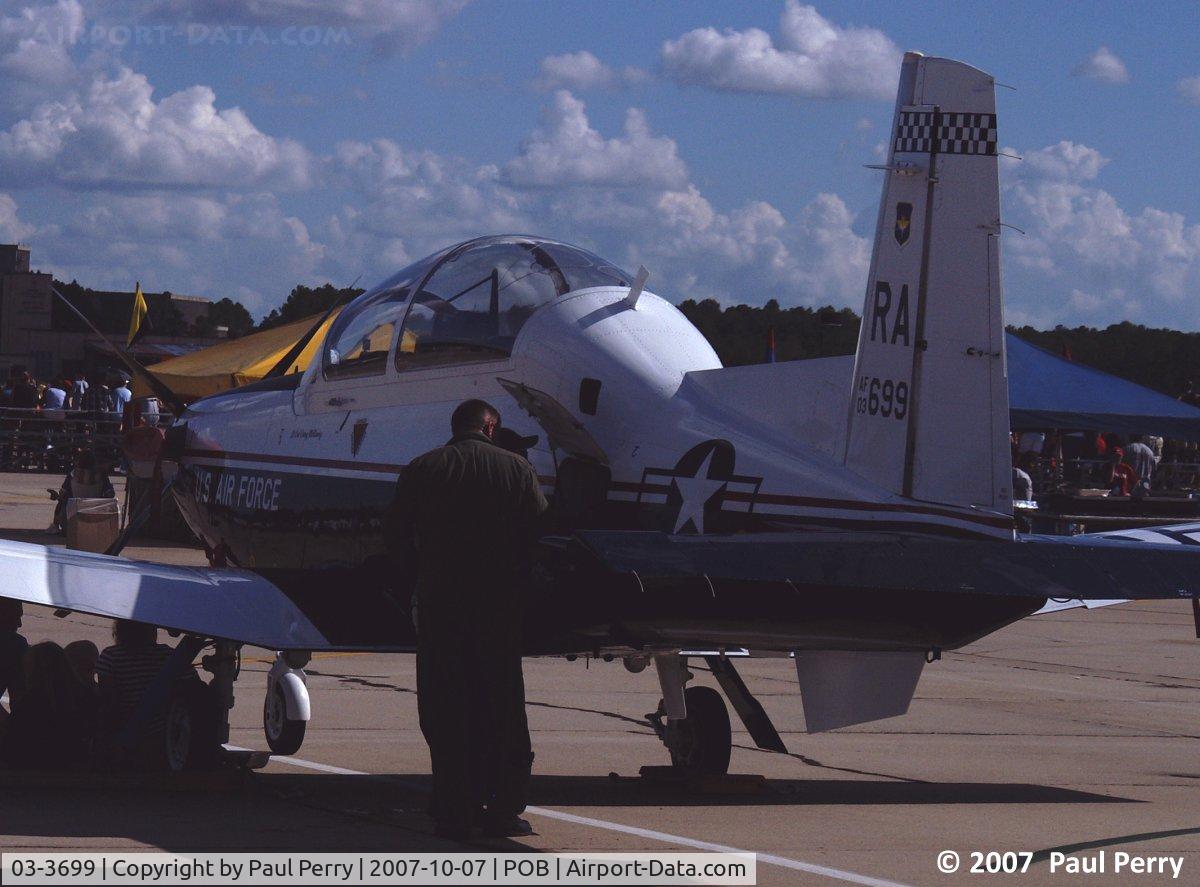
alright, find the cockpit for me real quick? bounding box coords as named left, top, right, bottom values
left=323, top=236, right=632, bottom=380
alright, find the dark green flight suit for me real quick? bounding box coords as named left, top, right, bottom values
left=388, top=432, right=548, bottom=831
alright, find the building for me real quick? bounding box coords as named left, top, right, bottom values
left=0, top=244, right=224, bottom=380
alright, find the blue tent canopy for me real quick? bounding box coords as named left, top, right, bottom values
left=1006, top=333, right=1200, bottom=440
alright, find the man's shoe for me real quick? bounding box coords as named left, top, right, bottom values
left=482, top=816, right=534, bottom=838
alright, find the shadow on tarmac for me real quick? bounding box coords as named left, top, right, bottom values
left=270, top=771, right=1132, bottom=809
left=521, top=774, right=1133, bottom=807
left=0, top=773, right=536, bottom=853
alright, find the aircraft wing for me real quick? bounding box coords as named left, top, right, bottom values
left=0, top=539, right=327, bottom=650
left=572, top=530, right=1200, bottom=603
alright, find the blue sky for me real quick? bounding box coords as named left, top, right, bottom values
left=1, top=1, right=1198, bottom=330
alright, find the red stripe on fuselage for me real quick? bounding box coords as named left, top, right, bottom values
left=184, top=448, right=1012, bottom=530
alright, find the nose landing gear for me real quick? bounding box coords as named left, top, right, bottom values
left=263, top=651, right=311, bottom=756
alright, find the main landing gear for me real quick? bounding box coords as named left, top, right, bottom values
left=642, top=652, right=787, bottom=778
left=149, top=643, right=311, bottom=768
left=156, top=638, right=236, bottom=772
left=645, top=654, right=732, bottom=777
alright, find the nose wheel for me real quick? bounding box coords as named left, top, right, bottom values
left=650, top=685, right=732, bottom=777
left=263, top=651, right=311, bottom=756
left=264, top=681, right=306, bottom=755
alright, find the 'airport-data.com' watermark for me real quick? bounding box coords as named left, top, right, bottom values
left=27, top=23, right=352, bottom=49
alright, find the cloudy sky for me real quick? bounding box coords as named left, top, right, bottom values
left=1, top=0, right=1198, bottom=329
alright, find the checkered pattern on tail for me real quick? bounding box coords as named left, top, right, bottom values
left=894, top=110, right=934, bottom=153
left=936, top=112, right=997, bottom=155
left=893, top=110, right=997, bottom=156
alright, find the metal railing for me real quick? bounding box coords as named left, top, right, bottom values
left=1024, top=455, right=1200, bottom=494
left=0, top=407, right=173, bottom=472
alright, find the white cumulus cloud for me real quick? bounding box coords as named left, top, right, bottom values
left=0, top=0, right=87, bottom=113
left=327, top=97, right=870, bottom=311
left=533, top=51, right=649, bottom=91
left=0, top=192, right=34, bottom=242
left=1003, top=142, right=1200, bottom=328
left=0, top=66, right=313, bottom=190
left=505, top=90, right=687, bottom=189
left=1016, top=141, right=1109, bottom=183
left=1071, top=46, right=1130, bottom=84
left=660, top=1, right=900, bottom=100
left=40, top=191, right=326, bottom=315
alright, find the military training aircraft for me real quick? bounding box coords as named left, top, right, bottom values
left=5, top=51, right=1200, bottom=774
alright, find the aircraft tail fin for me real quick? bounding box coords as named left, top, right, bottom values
left=843, top=53, right=1011, bottom=523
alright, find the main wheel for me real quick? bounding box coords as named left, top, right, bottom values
left=163, top=695, right=194, bottom=772
left=163, top=687, right=220, bottom=771
left=666, top=685, right=732, bottom=777
left=264, top=681, right=306, bottom=755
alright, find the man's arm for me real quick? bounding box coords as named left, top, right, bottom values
left=523, top=463, right=550, bottom=520
left=384, top=468, right=417, bottom=550
left=382, top=465, right=424, bottom=609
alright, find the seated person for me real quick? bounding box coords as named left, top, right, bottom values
left=96, top=620, right=196, bottom=767
left=0, top=599, right=29, bottom=719
left=2, top=642, right=96, bottom=770
left=50, top=451, right=115, bottom=534
left=65, top=640, right=99, bottom=688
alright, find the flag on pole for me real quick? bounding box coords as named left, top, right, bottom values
left=127, top=282, right=152, bottom=348
left=764, top=327, right=777, bottom=364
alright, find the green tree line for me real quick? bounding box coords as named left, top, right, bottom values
left=677, top=300, right=1199, bottom=398
left=64, top=274, right=1200, bottom=396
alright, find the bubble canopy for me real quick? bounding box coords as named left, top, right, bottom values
left=323, top=236, right=634, bottom=379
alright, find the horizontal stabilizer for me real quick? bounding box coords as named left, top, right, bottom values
left=575, top=530, right=1200, bottom=602
left=0, top=539, right=327, bottom=650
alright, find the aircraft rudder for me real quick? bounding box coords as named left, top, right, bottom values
left=844, top=54, right=1011, bottom=519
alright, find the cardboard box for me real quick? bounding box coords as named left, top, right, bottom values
left=66, top=497, right=121, bottom=553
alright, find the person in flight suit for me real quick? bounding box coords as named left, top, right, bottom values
left=388, top=399, right=548, bottom=839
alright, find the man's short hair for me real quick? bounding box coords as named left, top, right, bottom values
left=113, top=619, right=158, bottom=650
left=451, top=399, right=500, bottom=436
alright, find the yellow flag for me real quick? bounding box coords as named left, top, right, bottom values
left=127, top=282, right=151, bottom=347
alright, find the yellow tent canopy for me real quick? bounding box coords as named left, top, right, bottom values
left=134, top=310, right=341, bottom=401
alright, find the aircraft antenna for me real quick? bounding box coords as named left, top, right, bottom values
left=624, top=265, right=649, bottom=309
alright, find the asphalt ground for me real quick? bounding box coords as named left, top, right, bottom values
left=0, top=471, right=1198, bottom=885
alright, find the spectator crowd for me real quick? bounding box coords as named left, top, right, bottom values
left=0, top=601, right=205, bottom=771
left=1, top=367, right=134, bottom=414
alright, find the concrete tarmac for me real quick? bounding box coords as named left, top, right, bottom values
left=0, top=472, right=1198, bottom=885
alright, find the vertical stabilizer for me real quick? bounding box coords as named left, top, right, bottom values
left=844, top=53, right=1010, bottom=522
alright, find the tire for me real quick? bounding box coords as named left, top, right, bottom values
left=667, top=685, right=732, bottom=777
left=163, top=684, right=221, bottom=772
left=264, top=681, right=306, bottom=755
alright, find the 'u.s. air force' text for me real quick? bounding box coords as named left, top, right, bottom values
left=191, top=467, right=282, bottom=512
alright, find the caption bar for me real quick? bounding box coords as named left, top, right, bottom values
left=2, top=853, right=756, bottom=885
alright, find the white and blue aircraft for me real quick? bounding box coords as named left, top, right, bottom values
left=10, top=52, right=1200, bottom=773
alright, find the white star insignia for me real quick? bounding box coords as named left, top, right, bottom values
left=671, top=450, right=727, bottom=534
